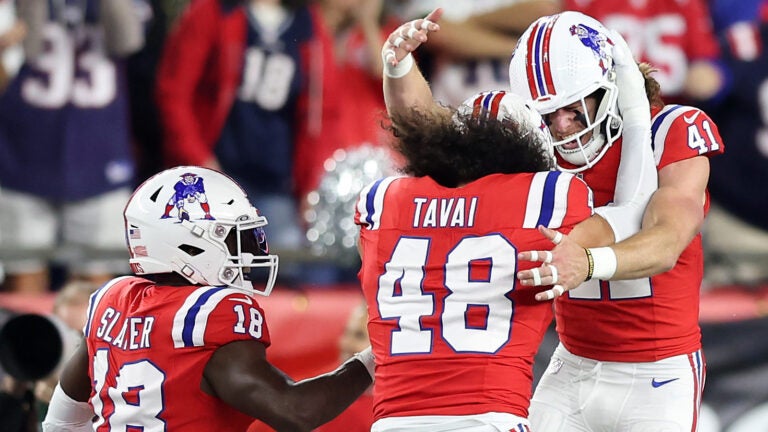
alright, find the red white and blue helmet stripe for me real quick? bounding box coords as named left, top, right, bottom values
left=526, top=15, right=560, bottom=100
left=470, top=90, right=507, bottom=121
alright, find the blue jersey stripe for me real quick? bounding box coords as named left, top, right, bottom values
left=365, top=178, right=386, bottom=227
left=84, top=285, right=107, bottom=337
left=84, top=277, right=130, bottom=337
left=536, top=171, right=561, bottom=227
left=650, top=105, right=683, bottom=150
left=182, top=287, right=225, bottom=347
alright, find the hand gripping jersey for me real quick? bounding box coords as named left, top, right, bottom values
left=355, top=172, right=593, bottom=420
left=557, top=104, right=725, bottom=362
left=82, top=276, right=271, bottom=431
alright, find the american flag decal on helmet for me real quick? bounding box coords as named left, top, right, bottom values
left=129, top=227, right=141, bottom=239
left=526, top=15, right=559, bottom=99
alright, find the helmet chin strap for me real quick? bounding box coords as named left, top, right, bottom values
left=557, top=131, right=606, bottom=167
left=171, top=258, right=206, bottom=285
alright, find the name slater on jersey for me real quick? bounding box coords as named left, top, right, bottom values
left=412, top=197, right=478, bottom=228
left=95, top=307, right=154, bottom=350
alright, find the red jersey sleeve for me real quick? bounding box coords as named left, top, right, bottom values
left=170, top=287, right=271, bottom=349
left=651, top=105, right=725, bottom=170
left=354, top=176, right=402, bottom=230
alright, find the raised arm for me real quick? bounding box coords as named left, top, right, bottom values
left=591, top=31, right=658, bottom=243
left=381, top=8, right=445, bottom=117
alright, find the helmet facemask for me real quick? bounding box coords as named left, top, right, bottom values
left=545, top=84, right=622, bottom=173
left=220, top=218, right=279, bottom=296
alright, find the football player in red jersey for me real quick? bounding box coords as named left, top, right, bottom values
left=355, top=93, right=594, bottom=431
left=41, top=166, right=374, bottom=432
left=380, top=8, right=723, bottom=431
left=508, top=12, right=721, bottom=430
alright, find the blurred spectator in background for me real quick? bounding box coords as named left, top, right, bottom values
left=0, top=0, right=143, bottom=294
left=155, top=0, right=314, bottom=285
left=291, top=0, right=402, bottom=285
left=564, top=0, right=724, bottom=104
left=702, top=0, right=768, bottom=287
left=708, top=0, right=765, bottom=33
left=126, top=0, right=170, bottom=185
left=0, top=0, right=25, bottom=288
left=50, top=280, right=95, bottom=333
left=0, top=0, right=25, bottom=92
left=0, top=376, right=35, bottom=432
left=389, top=0, right=558, bottom=107
left=293, top=0, right=397, bottom=203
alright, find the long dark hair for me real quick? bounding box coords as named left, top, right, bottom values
left=389, top=108, right=553, bottom=187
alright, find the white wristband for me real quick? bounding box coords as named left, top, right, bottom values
left=351, top=346, right=375, bottom=381
left=588, top=247, right=617, bottom=280
left=42, top=383, right=94, bottom=432
left=383, top=53, right=414, bottom=79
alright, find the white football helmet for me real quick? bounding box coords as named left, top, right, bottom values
left=456, top=90, right=555, bottom=166
left=508, top=11, right=623, bottom=172
left=124, top=166, right=279, bottom=296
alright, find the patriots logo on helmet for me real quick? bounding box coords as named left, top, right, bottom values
left=569, top=23, right=614, bottom=74
left=160, top=173, right=216, bottom=221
